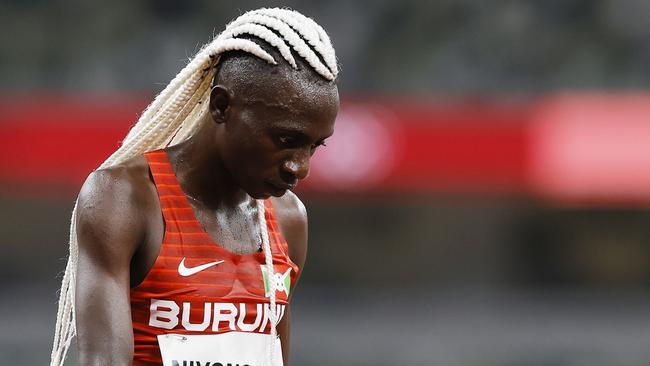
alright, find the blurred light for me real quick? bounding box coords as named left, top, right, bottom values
left=528, top=93, right=650, bottom=204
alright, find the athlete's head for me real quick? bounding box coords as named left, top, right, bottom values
left=51, top=8, right=338, bottom=366
left=206, top=38, right=339, bottom=198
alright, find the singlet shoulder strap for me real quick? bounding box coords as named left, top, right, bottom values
left=143, top=150, right=193, bottom=212
left=263, top=199, right=289, bottom=257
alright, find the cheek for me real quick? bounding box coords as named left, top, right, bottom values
left=236, top=140, right=283, bottom=175
left=224, top=121, right=285, bottom=175
left=256, top=149, right=284, bottom=172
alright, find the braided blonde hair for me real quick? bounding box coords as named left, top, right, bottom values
left=50, top=8, right=337, bottom=366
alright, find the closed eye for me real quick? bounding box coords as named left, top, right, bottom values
left=273, top=129, right=330, bottom=151
left=276, top=135, right=299, bottom=149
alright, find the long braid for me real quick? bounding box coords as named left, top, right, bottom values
left=258, top=199, right=279, bottom=363
left=51, top=7, right=337, bottom=366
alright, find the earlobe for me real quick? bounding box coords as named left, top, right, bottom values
left=209, top=85, right=232, bottom=124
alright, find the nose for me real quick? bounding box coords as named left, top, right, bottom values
left=282, top=150, right=310, bottom=182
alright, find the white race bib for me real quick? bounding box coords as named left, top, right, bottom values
left=157, top=332, right=283, bottom=366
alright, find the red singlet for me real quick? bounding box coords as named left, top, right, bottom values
left=130, top=150, right=299, bottom=366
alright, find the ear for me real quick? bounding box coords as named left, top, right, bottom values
left=209, top=85, right=232, bottom=124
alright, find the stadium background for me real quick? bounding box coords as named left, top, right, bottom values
left=2, top=1, right=650, bottom=365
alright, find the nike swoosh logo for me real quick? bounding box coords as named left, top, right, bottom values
left=178, top=258, right=224, bottom=277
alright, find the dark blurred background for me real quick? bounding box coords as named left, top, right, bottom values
left=2, top=1, right=650, bottom=365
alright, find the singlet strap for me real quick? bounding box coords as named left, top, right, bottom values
left=263, top=200, right=283, bottom=250
left=143, top=150, right=193, bottom=212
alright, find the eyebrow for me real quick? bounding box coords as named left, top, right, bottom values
left=273, top=126, right=332, bottom=143
left=274, top=124, right=306, bottom=133
left=273, top=126, right=310, bottom=138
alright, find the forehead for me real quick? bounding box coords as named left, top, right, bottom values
left=240, top=71, right=339, bottom=132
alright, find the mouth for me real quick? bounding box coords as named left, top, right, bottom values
left=265, top=181, right=296, bottom=195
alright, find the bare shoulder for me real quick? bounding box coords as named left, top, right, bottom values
left=76, top=155, right=156, bottom=262
left=271, top=190, right=308, bottom=230
left=270, top=191, right=308, bottom=270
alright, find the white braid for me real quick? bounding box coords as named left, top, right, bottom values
left=227, top=13, right=335, bottom=80
left=50, top=202, right=78, bottom=364
left=120, top=38, right=275, bottom=153
left=258, top=199, right=279, bottom=364
left=254, top=8, right=337, bottom=74
left=122, top=53, right=209, bottom=144
left=218, top=23, right=297, bottom=68
left=51, top=7, right=337, bottom=366
left=253, top=8, right=338, bottom=77
left=168, top=70, right=214, bottom=146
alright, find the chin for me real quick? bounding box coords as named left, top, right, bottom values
left=247, top=190, right=270, bottom=200
left=243, top=181, right=287, bottom=200
left=237, top=180, right=270, bottom=200
left=255, top=189, right=286, bottom=199
left=247, top=186, right=278, bottom=200
left=269, top=190, right=287, bottom=198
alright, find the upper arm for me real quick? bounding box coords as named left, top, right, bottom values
left=75, top=168, right=147, bottom=365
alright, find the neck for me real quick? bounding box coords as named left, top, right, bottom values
left=167, top=116, right=252, bottom=209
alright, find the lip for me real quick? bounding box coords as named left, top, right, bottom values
left=266, top=181, right=295, bottom=193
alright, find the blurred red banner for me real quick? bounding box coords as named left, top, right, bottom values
left=2, top=93, right=650, bottom=204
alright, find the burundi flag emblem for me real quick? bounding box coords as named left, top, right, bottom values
left=260, top=266, right=292, bottom=297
